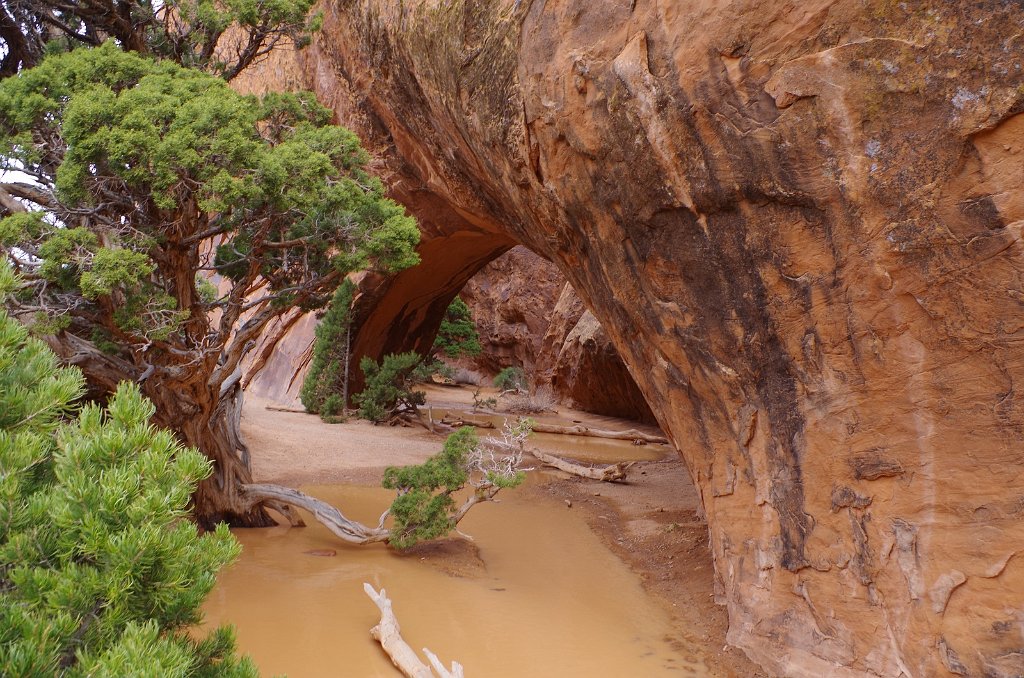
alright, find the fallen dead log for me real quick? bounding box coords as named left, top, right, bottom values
left=528, top=421, right=668, bottom=445
left=437, top=413, right=667, bottom=444
left=438, top=414, right=495, bottom=429
left=364, top=583, right=465, bottom=678
left=530, top=448, right=635, bottom=482
left=241, top=483, right=390, bottom=544
left=264, top=405, right=309, bottom=414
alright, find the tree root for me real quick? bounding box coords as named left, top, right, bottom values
left=530, top=448, right=635, bottom=482
left=364, top=583, right=464, bottom=678
left=240, top=482, right=502, bottom=545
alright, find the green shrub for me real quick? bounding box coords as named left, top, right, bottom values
left=494, top=366, right=527, bottom=392
left=321, top=394, right=345, bottom=418
left=0, top=264, right=253, bottom=676
left=301, top=280, right=356, bottom=418
left=471, top=387, right=498, bottom=411
left=432, top=296, right=482, bottom=360
left=354, top=352, right=427, bottom=423
left=382, top=425, right=526, bottom=549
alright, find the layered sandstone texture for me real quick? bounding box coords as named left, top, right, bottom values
left=457, top=246, right=656, bottom=421
left=457, top=246, right=563, bottom=375
left=245, top=1, right=1024, bottom=675
left=534, top=282, right=657, bottom=422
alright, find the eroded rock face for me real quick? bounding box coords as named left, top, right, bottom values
left=247, top=2, right=1024, bottom=674
left=536, top=284, right=657, bottom=423
left=458, top=247, right=655, bottom=421
left=457, top=246, right=563, bottom=375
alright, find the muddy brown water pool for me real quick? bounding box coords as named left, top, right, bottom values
left=202, top=481, right=709, bottom=677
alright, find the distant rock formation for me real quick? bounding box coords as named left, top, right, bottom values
left=245, top=244, right=655, bottom=423
left=457, top=246, right=655, bottom=422
left=456, top=246, right=562, bottom=376
left=237, top=2, right=1024, bottom=674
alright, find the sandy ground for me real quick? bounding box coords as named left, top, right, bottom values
left=241, top=385, right=763, bottom=677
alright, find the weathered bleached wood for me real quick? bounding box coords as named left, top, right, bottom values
left=264, top=405, right=309, bottom=414
left=424, top=648, right=465, bottom=678
left=438, top=414, right=495, bottom=429
left=528, top=421, right=668, bottom=445
left=241, top=483, right=390, bottom=544
left=363, top=584, right=464, bottom=678
left=530, top=448, right=635, bottom=482
left=438, top=414, right=667, bottom=444
left=242, top=481, right=501, bottom=546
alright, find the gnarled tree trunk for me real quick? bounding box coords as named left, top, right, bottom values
left=166, top=386, right=280, bottom=529
left=52, top=332, right=289, bottom=528
left=157, top=379, right=313, bottom=529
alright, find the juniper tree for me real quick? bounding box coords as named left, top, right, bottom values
left=0, top=44, right=419, bottom=526
left=432, top=296, right=481, bottom=361
left=339, top=296, right=480, bottom=423
left=354, top=352, right=429, bottom=423
left=0, top=265, right=252, bottom=676
left=304, top=293, right=481, bottom=421
left=300, top=279, right=355, bottom=418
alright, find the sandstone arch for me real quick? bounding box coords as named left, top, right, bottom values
left=348, top=227, right=517, bottom=394
left=237, top=2, right=1024, bottom=674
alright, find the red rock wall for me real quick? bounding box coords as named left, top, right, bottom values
left=456, top=246, right=563, bottom=375
left=241, top=2, right=1024, bottom=674
left=457, top=246, right=655, bottom=421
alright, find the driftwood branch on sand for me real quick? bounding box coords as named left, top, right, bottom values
left=241, top=483, right=390, bottom=544
left=363, top=583, right=465, bottom=678
left=527, top=421, right=668, bottom=445
left=439, top=413, right=668, bottom=445
left=264, top=405, right=309, bottom=414
left=530, top=448, right=635, bottom=482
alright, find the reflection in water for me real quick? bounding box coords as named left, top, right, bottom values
left=203, top=483, right=707, bottom=677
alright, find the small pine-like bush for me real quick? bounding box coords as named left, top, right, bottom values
left=493, top=366, right=527, bottom=392
left=0, top=265, right=253, bottom=676
left=354, top=352, right=427, bottom=423
left=432, top=297, right=482, bottom=359
left=381, top=424, right=527, bottom=549
left=301, top=279, right=356, bottom=417
left=382, top=427, right=476, bottom=548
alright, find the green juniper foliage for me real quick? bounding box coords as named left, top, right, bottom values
left=383, top=427, right=477, bottom=549
left=354, top=352, right=427, bottom=423
left=0, top=0, right=321, bottom=81
left=305, top=294, right=479, bottom=419
left=0, top=42, right=417, bottom=362
left=432, top=297, right=481, bottom=360
left=0, top=265, right=252, bottom=676
left=0, top=42, right=418, bottom=523
left=381, top=426, right=525, bottom=549
left=493, top=366, right=527, bottom=392
left=300, top=279, right=356, bottom=417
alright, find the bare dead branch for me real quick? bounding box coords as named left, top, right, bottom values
left=363, top=584, right=464, bottom=678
